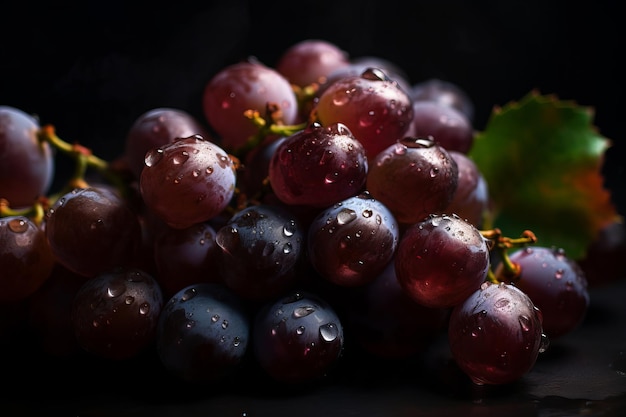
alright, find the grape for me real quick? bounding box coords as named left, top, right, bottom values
left=45, top=186, right=142, bottom=277
left=71, top=267, right=164, bottom=360
left=0, top=215, right=55, bottom=303
left=275, top=39, right=350, bottom=88
left=153, top=221, right=221, bottom=299
left=124, top=107, right=211, bottom=180
left=445, top=150, right=489, bottom=228
left=252, top=290, right=344, bottom=384
left=202, top=59, right=299, bottom=151
left=366, top=137, right=459, bottom=225
left=215, top=204, right=305, bottom=300
left=313, top=67, right=413, bottom=159
left=0, top=106, right=54, bottom=208
left=307, top=191, right=399, bottom=287
left=405, top=101, right=475, bottom=154
left=156, top=283, right=250, bottom=383
left=139, top=135, right=237, bottom=229
left=409, top=78, right=475, bottom=123
left=448, top=281, right=548, bottom=385
left=344, top=262, right=448, bottom=359
left=497, top=246, right=590, bottom=340
left=241, top=135, right=286, bottom=198
left=268, top=122, right=368, bottom=208
left=577, top=220, right=626, bottom=287
left=26, top=263, right=84, bottom=357
left=395, top=214, right=490, bottom=308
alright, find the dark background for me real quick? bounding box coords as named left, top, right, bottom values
left=1, top=0, right=624, bottom=211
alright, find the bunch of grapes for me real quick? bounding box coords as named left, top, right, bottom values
left=0, top=39, right=600, bottom=389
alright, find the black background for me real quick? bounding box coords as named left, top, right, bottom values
left=1, top=0, right=624, bottom=209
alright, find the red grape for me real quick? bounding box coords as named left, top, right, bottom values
left=313, top=67, right=413, bottom=159
left=395, top=214, right=490, bottom=308
left=366, top=137, right=458, bottom=225
left=0, top=215, right=55, bottom=303
left=139, top=135, right=237, bottom=229
left=268, top=122, right=368, bottom=208
left=498, top=246, right=590, bottom=340
left=445, top=150, right=489, bottom=228
left=124, top=107, right=211, bottom=180
left=307, top=191, right=399, bottom=287
left=202, top=59, right=299, bottom=151
left=448, top=281, right=548, bottom=385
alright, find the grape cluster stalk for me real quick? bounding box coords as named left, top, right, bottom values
left=0, top=39, right=598, bottom=390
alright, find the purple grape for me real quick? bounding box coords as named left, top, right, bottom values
left=139, top=135, right=237, bottom=229
left=156, top=283, right=250, bottom=383
left=499, top=246, right=590, bottom=340
left=405, top=100, right=475, bottom=154
left=395, top=214, right=490, bottom=308
left=314, top=67, right=413, bottom=159
left=409, top=78, right=475, bottom=123
left=124, top=107, right=211, bottom=180
left=448, top=281, right=548, bottom=385
left=445, top=150, right=489, bottom=228
left=252, top=290, right=344, bottom=384
left=45, top=186, right=142, bottom=277
left=268, top=122, right=368, bottom=208
left=202, top=59, right=299, bottom=151
left=0, top=215, right=55, bottom=303
left=215, top=204, right=305, bottom=300
left=366, top=137, right=459, bottom=225
left=307, top=191, right=399, bottom=287
left=0, top=106, right=54, bottom=208
left=71, top=267, right=164, bottom=360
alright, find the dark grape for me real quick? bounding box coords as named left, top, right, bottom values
left=124, top=107, right=211, bottom=179
left=0, top=215, right=55, bottom=303
left=71, top=267, right=164, bottom=360
left=202, top=59, right=299, bottom=151
left=139, top=135, right=237, bottom=229
left=366, top=137, right=459, bottom=225
left=241, top=136, right=286, bottom=198
left=345, top=262, right=448, bottom=359
left=45, top=186, right=142, bottom=277
left=498, top=246, right=590, bottom=340
left=156, top=283, right=250, bottom=383
left=445, top=150, right=489, bottom=228
left=26, top=263, right=85, bottom=357
left=313, top=67, right=413, bottom=159
left=153, top=221, right=221, bottom=299
left=409, top=78, right=475, bottom=123
left=577, top=220, right=626, bottom=287
left=448, top=281, right=548, bottom=385
left=252, top=290, right=344, bottom=384
left=268, top=122, right=368, bottom=208
left=215, top=204, right=304, bottom=300
left=0, top=106, right=54, bottom=208
left=307, top=191, right=399, bottom=287
left=405, top=100, right=475, bottom=154
left=395, top=214, right=490, bottom=308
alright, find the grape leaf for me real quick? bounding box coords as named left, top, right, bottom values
left=469, top=90, right=618, bottom=260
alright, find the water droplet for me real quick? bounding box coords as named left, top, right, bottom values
left=519, top=315, right=531, bottom=332
left=337, top=208, right=357, bottom=225
left=362, top=209, right=373, bottom=218
left=172, top=151, right=190, bottom=165
left=293, top=306, right=315, bottom=318
left=221, top=320, right=229, bottom=329
left=283, top=243, right=292, bottom=254
left=233, top=337, right=241, bottom=347
left=7, top=218, right=28, bottom=233
left=296, top=326, right=305, bottom=335
left=181, top=287, right=197, bottom=301
left=539, top=333, right=550, bottom=353
left=555, top=269, right=564, bottom=279
left=319, top=323, right=339, bottom=342
left=211, top=314, right=220, bottom=323
left=139, top=303, right=150, bottom=315
left=107, top=282, right=126, bottom=298
left=494, top=298, right=510, bottom=309
left=144, top=148, right=163, bottom=167
left=124, top=296, right=135, bottom=305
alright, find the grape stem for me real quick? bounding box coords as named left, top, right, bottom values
left=234, top=102, right=306, bottom=158
left=481, top=228, right=537, bottom=283
left=37, top=124, right=129, bottom=200
left=0, top=197, right=47, bottom=225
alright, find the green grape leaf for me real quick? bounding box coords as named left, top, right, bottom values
left=469, top=90, right=618, bottom=260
